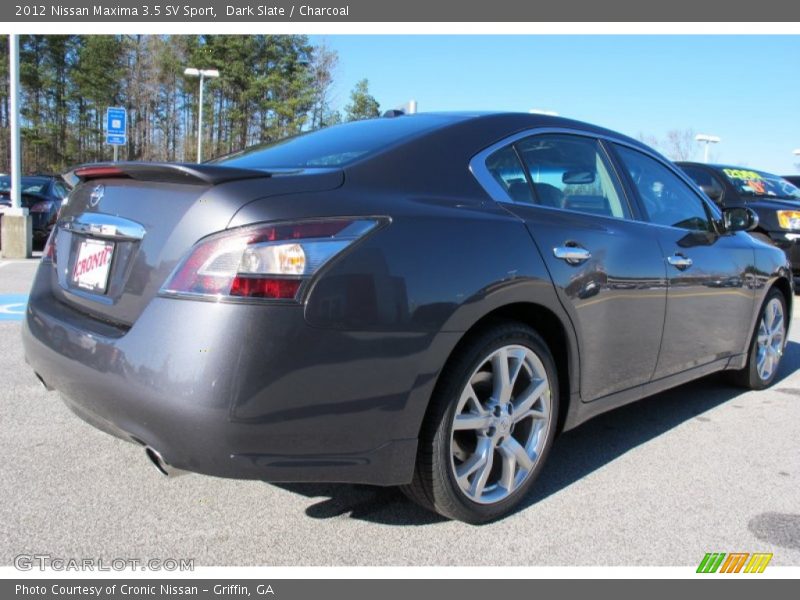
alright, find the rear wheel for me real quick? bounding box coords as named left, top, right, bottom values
left=730, top=288, right=787, bottom=389
left=401, top=321, right=559, bottom=523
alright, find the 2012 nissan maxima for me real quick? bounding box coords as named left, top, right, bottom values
left=22, top=113, right=792, bottom=523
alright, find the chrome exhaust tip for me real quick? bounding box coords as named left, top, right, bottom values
left=145, top=447, right=188, bottom=478
left=34, top=372, right=54, bottom=391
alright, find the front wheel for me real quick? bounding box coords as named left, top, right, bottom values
left=401, top=321, right=559, bottom=523
left=731, top=288, right=787, bottom=389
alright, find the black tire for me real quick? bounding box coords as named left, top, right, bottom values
left=730, top=288, right=787, bottom=390
left=401, top=320, right=559, bottom=524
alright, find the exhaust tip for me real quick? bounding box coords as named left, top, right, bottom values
left=34, top=372, right=54, bottom=391
left=145, top=447, right=188, bottom=478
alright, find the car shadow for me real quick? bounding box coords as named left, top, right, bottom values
left=271, top=340, right=800, bottom=526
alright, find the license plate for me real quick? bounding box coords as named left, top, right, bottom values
left=71, top=238, right=114, bottom=293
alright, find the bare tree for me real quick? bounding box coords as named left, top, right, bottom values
left=664, top=129, right=697, bottom=161
left=637, top=129, right=699, bottom=161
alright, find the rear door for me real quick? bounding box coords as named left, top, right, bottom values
left=480, top=133, right=668, bottom=401
left=611, top=144, right=756, bottom=378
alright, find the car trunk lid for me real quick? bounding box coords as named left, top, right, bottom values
left=48, top=162, right=343, bottom=327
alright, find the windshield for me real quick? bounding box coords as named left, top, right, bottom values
left=214, top=115, right=459, bottom=169
left=719, top=167, right=800, bottom=201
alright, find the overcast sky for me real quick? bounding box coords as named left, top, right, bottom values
left=315, top=35, right=799, bottom=174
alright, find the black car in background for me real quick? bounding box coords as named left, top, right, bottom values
left=677, top=162, right=800, bottom=284
left=0, top=175, right=71, bottom=246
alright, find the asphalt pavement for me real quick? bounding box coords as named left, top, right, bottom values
left=1, top=257, right=798, bottom=566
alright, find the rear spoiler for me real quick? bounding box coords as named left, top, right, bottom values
left=63, top=162, right=271, bottom=187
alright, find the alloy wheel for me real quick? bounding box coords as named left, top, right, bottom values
left=756, top=297, right=785, bottom=381
left=449, top=345, right=551, bottom=505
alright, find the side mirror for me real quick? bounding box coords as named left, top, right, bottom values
left=700, top=184, right=723, bottom=202
left=722, top=206, right=759, bottom=232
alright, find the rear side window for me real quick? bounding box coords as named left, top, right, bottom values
left=485, top=145, right=533, bottom=204
left=515, top=134, right=631, bottom=219
left=215, top=115, right=458, bottom=169
left=615, top=145, right=712, bottom=232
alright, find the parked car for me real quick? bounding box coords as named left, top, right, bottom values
left=23, top=114, right=791, bottom=523
left=0, top=175, right=71, bottom=247
left=677, top=162, right=800, bottom=285
left=782, top=175, right=800, bottom=188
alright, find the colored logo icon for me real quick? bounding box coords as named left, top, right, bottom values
left=697, top=552, right=773, bottom=573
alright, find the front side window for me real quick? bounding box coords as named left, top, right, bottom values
left=615, top=145, right=713, bottom=232
left=515, top=134, right=631, bottom=219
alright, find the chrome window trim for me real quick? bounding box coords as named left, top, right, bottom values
left=469, top=126, right=723, bottom=225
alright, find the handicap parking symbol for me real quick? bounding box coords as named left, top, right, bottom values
left=0, top=294, right=29, bottom=321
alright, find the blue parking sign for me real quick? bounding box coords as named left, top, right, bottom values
left=106, top=107, right=126, bottom=146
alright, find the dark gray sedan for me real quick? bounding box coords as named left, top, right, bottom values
left=23, top=113, right=792, bottom=523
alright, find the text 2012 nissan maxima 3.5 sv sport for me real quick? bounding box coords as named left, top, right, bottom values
left=23, top=113, right=792, bottom=523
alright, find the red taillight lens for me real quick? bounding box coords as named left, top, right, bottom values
left=43, top=227, right=57, bottom=262
left=30, top=200, right=54, bottom=213
left=230, top=277, right=302, bottom=299
left=160, top=218, right=382, bottom=302
left=74, top=166, right=127, bottom=180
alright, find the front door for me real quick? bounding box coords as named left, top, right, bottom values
left=612, top=144, right=755, bottom=378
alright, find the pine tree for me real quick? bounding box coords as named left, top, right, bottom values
left=344, top=79, right=380, bottom=122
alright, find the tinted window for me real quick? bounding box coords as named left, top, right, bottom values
left=485, top=145, right=533, bottom=204
left=53, top=182, right=69, bottom=199
left=515, top=134, right=630, bottom=219
left=718, top=167, right=800, bottom=201
left=616, top=145, right=712, bottom=231
left=215, top=115, right=459, bottom=169
left=680, top=165, right=725, bottom=203
left=0, top=177, right=48, bottom=194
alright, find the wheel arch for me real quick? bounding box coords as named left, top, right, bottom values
left=424, top=301, right=579, bottom=438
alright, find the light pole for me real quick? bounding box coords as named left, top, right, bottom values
left=184, top=67, right=219, bottom=163
left=695, top=134, right=720, bottom=163
left=1, top=34, right=31, bottom=259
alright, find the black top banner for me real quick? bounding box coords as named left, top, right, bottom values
left=4, top=0, right=800, bottom=22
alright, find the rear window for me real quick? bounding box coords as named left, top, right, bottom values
left=719, top=167, right=800, bottom=201
left=215, top=115, right=458, bottom=170
left=0, top=177, right=48, bottom=194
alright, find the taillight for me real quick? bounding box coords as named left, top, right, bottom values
left=30, top=200, right=54, bottom=213
left=74, top=166, right=127, bottom=180
left=42, top=227, right=57, bottom=262
left=160, top=218, right=383, bottom=302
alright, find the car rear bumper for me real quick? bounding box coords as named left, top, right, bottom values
left=22, top=264, right=453, bottom=486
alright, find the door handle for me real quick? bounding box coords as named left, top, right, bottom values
left=667, top=254, right=693, bottom=270
left=553, top=246, right=591, bottom=265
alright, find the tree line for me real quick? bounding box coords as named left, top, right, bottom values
left=0, top=35, right=382, bottom=175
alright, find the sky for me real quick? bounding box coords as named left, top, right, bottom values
left=312, top=35, right=800, bottom=175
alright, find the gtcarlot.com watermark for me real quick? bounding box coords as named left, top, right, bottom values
left=14, top=554, right=194, bottom=572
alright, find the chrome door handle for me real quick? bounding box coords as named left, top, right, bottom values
left=667, top=254, right=693, bottom=270
left=553, top=246, right=591, bottom=264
